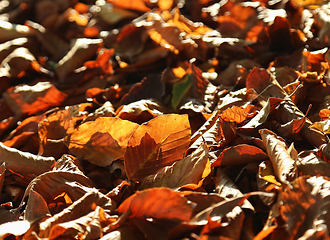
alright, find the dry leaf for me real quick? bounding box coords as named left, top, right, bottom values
left=125, top=114, right=191, bottom=181
left=259, top=129, right=298, bottom=184
left=3, top=81, right=67, bottom=116
left=140, top=141, right=210, bottom=189
left=117, top=187, right=195, bottom=221
left=65, top=117, right=139, bottom=166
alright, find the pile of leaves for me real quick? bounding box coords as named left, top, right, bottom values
left=1, top=0, right=330, bottom=239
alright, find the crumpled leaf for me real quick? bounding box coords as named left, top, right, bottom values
left=124, top=114, right=191, bottom=181
left=297, top=151, right=330, bottom=177
left=24, top=190, right=51, bottom=223
left=259, top=129, right=298, bottom=184
left=189, top=191, right=274, bottom=226
left=21, top=154, right=96, bottom=206
left=27, top=189, right=115, bottom=239
left=140, top=141, right=210, bottom=190
left=117, top=187, right=195, bottom=221
left=38, top=103, right=92, bottom=158
left=64, top=117, right=139, bottom=166
left=190, top=110, right=236, bottom=151
left=263, top=176, right=330, bottom=240
left=47, top=206, right=108, bottom=240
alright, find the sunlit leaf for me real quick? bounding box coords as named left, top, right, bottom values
left=3, top=82, right=67, bottom=116
left=117, top=187, right=195, bottom=221
left=259, top=129, right=298, bottom=184
left=125, top=114, right=191, bottom=181
left=65, top=117, right=139, bottom=167
left=141, top=141, right=210, bottom=189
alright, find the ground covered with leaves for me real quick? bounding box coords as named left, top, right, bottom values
left=1, top=0, right=330, bottom=239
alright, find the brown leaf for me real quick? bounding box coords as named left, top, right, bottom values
left=190, top=110, right=236, bottom=151
left=120, top=74, right=165, bottom=105
left=212, top=144, right=268, bottom=167
left=190, top=192, right=274, bottom=226
left=124, top=114, right=191, bottom=181
left=32, top=189, right=115, bottom=239
left=56, top=38, right=103, bottom=82
left=265, top=176, right=330, bottom=239
left=116, top=99, right=166, bottom=124
left=140, top=141, right=210, bottom=189
left=24, top=190, right=51, bottom=223
left=48, top=206, right=107, bottom=240
left=65, top=117, right=139, bottom=166
left=214, top=168, right=254, bottom=211
left=21, top=154, right=96, bottom=206
left=117, top=187, right=195, bottom=221
left=259, top=129, right=298, bottom=184
left=38, top=104, right=92, bottom=158
left=0, top=142, right=55, bottom=176
left=220, top=105, right=248, bottom=124
left=3, top=81, right=67, bottom=116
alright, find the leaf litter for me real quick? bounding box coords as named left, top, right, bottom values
left=0, top=0, right=330, bottom=239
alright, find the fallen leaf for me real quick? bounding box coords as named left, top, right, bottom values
left=125, top=114, right=191, bottom=181
left=3, top=81, right=67, bottom=116
left=259, top=129, right=298, bottom=184
left=212, top=144, right=268, bottom=167
left=65, top=117, right=139, bottom=166
left=140, top=141, right=210, bottom=189
left=116, top=99, right=166, bottom=124
left=0, top=142, right=55, bottom=176
left=56, top=38, right=103, bottom=82
left=117, top=187, right=195, bottom=221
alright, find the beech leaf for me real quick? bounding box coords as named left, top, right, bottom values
left=140, top=141, right=210, bottom=189
left=124, top=114, right=191, bottom=181
left=117, top=187, right=195, bottom=221
left=65, top=117, right=139, bottom=166
left=259, top=129, right=298, bottom=184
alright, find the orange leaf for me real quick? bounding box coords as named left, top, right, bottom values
left=220, top=105, right=248, bottom=124
left=124, top=114, right=191, bottom=181
left=3, top=82, right=67, bottom=116
left=117, top=188, right=194, bottom=221
left=212, top=144, right=268, bottom=167
left=65, top=117, right=139, bottom=166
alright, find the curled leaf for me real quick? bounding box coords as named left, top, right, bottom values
left=259, top=129, right=298, bottom=184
